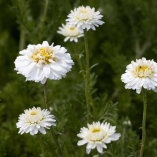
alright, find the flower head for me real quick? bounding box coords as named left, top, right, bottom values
left=14, top=41, right=74, bottom=84
left=123, top=120, right=131, bottom=126
left=66, top=6, right=104, bottom=33
left=57, top=24, right=83, bottom=42
left=16, top=107, right=56, bottom=135
left=77, top=122, right=121, bottom=154
left=121, top=57, right=157, bottom=94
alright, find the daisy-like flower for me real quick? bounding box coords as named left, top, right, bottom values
left=77, top=122, right=121, bottom=154
left=121, top=57, right=157, bottom=94
left=16, top=107, right=56, bottom=135
left=66, top=6, right=104, bottom=33
left=57, top=24, right=84, bottom=42
left=14, top=41, right=74, bottom=84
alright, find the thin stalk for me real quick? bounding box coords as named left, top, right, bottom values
left=103, top=151, right=114, bottom=157
left=37, top=133, right=46, bottom=157
left=43, top=81, right=63, bottom=156
left=42, top=0, right=49, bottom=23
left=19, top=30, right=25, bottom=51
left=40, top=0, right=49, bottom=27
left=50, top=128, right=63, bottom=156
left=19, top=0, right=26, bottom=51
left=64, top=146, right=69, bottom=157
left=121, top=127, right=126, bottom=157
left=89, top=92, right=97, bottom=120
left=43, top=81, right=48, bottom=109
left=73, top=42, right=96, bottom=120
left=72, top=42, right=85, bottom=79
left=84, top=29, right=90, bottom=123
left=38, top=0, right=49, bottom=39
left=139, top=89, right=147, bottom=157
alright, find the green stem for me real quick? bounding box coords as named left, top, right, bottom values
left=139, top=89, right=147, bottom=157
left=40, top=0, right=49, bottom=27
left=103, top=151, right=114, bottom=157
left=43, top=0, right=49, bottom=22
left=72, top=43, right=85, bottom=79
left=89, top=92, right=97, bottom=120
left=37, top=133, right=46, bottom=157
left=43, top=81, right=48, bottom=109
left=121, top=127, right=126, bottom=157
left=64, top=146, right=69, bottom=157
left=19, top=0, right=25, bottom=52
left=84, top=29, right=90, bottom=123
left=38, top=0, right=49, bottom=39
left=19, top=30, right=25, bottom=51
left=73, top=42, right=97, bottom=120
left=50, top=128, right=63, bottom=156
left=43, top=81, right=63, bottom=156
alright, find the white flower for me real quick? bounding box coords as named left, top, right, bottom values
left=77, top=122, right=121, bottom=154
left=66, top=6, right=104, bottom=33
left=16, top=107, right=56, bottom=135
left=57, top=24, right=84, bottom=42
left=14, top=41, right=74, bottom=84
left=121, top=57, right=157, bottom=94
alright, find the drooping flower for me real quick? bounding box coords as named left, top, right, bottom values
left=66, top=6, right=104, bottom=33
left=77, top=122, right=121, bottom=154
left=14, top=41, right=74, bottom=84
left=16, top=107, right=56, bottom=135
left=121, top=57, right=157, bottom=94
left=57, top=24, right=84, bottom=42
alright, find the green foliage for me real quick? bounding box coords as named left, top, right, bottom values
left=0, top=0, right=157, bottom=156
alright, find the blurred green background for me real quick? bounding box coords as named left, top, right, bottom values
left=0, top=0, right=157, bottom=156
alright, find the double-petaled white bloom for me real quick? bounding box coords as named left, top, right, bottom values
left=121, top=57, right=157, bottom=94
left=66, top=6, right=104, bottom=33
left=77, top=122, right=121, bottom=154
left=16, top=107, right=56, bottom=135
left=14, top=41, right=74, bottom=84
left=57, top=24, right=83, bottom=42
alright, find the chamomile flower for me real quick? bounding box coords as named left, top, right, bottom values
left=14, top=41, right=74, bottom=84
left=57, top=24, right=83, bottom=42
left=16, top=107, right=56, bottom=135
left=77, top=122, right=121, bottom=154
left=66, top=6, right=104, bottom=33
left=121, top=57, right=157, bottom=94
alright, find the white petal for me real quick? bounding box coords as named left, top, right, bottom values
left=109, top=133, right=121, bottom=141
left=97, top=145, right=103, bottom=153
left=153, top=88, right=157, bottom=92
left=77, top=140, right=87, bottom=146
left=86, top=148, right=91, bottom=154
left=43, top=64, right=50, bottom=75
left=42, top=41, right=49, bottom=46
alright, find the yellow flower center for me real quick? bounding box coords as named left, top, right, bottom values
left=79, top=9, right=88, bottom=13
left=132, top=65, right=154, bottom=78
left=87, top=126, right=107, bottom=142
left=31, top=47, right=56, bottom=64
left=30, top=111, right=39, bottom=115
left=92, top=128, right=101, bottom=133
left=138, top=66, right=147, bottom=73
left=70, top=26, right=75, bottom=30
